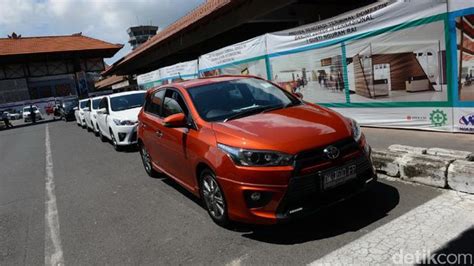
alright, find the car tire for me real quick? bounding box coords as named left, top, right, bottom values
left=94, top=124, right=100, bottom=136
left=110, top=130, right=120, bottom=151
left=99, top=128, right=107, bottom=142
left=87, top=124, right=92, bottom=132
left=200, top=168, right=229, bottom=226
left=139, top=143, right=159, bottom=177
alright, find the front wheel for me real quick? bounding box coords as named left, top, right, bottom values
left=139, top=143, right=159, bottom=177
left=200, top=169, right=229, bottom=226
left=110, top=130, right=120, bottom=151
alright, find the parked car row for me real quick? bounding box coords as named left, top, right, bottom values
left=74, top=91, right=146, bottom=151
left=71, top=75, right=377, bottom=227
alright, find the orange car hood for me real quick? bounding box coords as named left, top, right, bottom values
left=211, top=104, right=352, bottom=154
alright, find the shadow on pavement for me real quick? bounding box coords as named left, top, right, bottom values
left=156, top=174, right=400, bottom=244
left=419, top=227, right=474, bottom=266
left=238, top=182, right=399, bottom=244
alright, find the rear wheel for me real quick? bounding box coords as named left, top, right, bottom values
left=99, top=127, right=107, bottom=142
left=200, top=169, right=229, bottom=226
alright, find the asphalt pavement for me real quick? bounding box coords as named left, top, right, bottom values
left=0, top=121, right=472, bottom=265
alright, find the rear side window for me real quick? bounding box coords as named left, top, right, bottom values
left=145, top=89, right=165, bottom=116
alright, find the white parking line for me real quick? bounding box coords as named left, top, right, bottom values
left=310, top=190, right=474, bottom=265
left=45, top=125, right=64, bottom=266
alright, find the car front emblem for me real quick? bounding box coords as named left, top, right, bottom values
left=324, top=145, right=340, bottom=160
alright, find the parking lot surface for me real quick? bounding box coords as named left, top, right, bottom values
left=1, top=121, right=473, bottom=265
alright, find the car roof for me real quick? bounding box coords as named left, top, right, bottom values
left=108, top=90, right=146, bottom=98
left=173, top=75, right=261, bottom=90
left=79, top=99, right=88, bottom=103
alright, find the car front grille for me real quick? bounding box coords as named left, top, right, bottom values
left=294, top=137, right=361, bottom=175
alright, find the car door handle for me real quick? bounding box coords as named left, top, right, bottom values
left=156, top=130, right=163, bottom=138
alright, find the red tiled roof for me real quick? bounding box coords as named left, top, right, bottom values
left=104, top=0, right=236, bottom=74
left=0, top=33, right=123, bottom=57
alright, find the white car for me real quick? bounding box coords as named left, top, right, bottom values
left=22, top=105, right=43, bottom=122
left=74, top=99, right=88, bottom=127
left=96, top=91, right=146, bottom=150
left=84, top=96, right=102, bottom=135
left=5, top=112, right=21, bottom=120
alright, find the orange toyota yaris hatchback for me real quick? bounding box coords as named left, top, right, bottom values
left=137, top=75, right=376, bottom=226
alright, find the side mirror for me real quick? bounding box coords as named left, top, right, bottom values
left=97, top=108, right=108, bottom=115
left=73, top=107, right=78, bottom=111
left=163, top=113, right=187, bottom=128
left=294, top=92, right=303, bottom=99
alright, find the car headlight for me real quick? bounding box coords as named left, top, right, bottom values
left=113, top=119, right=137, bottom=126
left=350, top=118, right=361, bottom=142
left=217, top=143, right=293, bottom=167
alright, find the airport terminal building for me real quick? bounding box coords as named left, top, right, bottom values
left=0, top=33, right=122, bottom=106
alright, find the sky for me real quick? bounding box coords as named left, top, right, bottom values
left=0, top=0, right=205, bottom=64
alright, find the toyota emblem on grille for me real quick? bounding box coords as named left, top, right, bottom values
left=324, top=145, right=340, bottom=160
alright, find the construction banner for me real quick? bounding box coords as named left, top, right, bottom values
left=198, top=36, right=267, bottom=78
left=137, top=69, right=161, bottom=90
left=159, top=60, right=198, bottom=85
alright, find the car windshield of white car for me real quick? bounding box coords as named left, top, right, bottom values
left=24, top=107, right=37, bottom=112
left=79, top=101, right=87, bottom=109
left=110, top=93, right=145, bottom=112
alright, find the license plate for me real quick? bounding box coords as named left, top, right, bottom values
left=322, top=164, right=356, bottom=190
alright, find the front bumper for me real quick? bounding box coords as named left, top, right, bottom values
left=113, top=125, right=138, bottom=146
left=216, top=139, right=376, bottom=225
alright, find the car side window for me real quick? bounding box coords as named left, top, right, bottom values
left=99, top=97, right=108, bottom=111
left=144, top=89, right=165, bottom=116
left=99, top=98, right=105, bottom=109
left=162, top=90, right=189, bottom=118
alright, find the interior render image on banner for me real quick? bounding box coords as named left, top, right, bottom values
left=200, top=59, right=267, bottom=79
left=268, top=44, right=346, bottom=103
left=345, top=19, right=447, bottom=103
left=457, top=13, right=474, bottom=102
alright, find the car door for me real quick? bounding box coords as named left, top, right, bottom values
left=141, top=89, right=166, bottom=169
left=84, top=99, right=91, bottom=127
left=97, top=97, right=109, bottom=137
left=158, top=89, right=195, bottom=189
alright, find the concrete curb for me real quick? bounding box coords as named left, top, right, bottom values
left=372, top=145, right=474, bottom=194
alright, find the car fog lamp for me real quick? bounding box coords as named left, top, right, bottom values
left=250, top=192, right=261, bottom=201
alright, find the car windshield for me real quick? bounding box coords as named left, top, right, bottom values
left=79, top=101, right=87, bottom=109
left=64, top=100, right=78, bottom=109
left=110, top=92, right=146, bottom=112
left=187, top=78, right=300, bottom=122
left=24, top=106, right=38, bottom=112
left=92, top=99, right=101, bottom=109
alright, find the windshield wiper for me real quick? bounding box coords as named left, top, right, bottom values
left=223, top=106, right=270, bottom=122
left=260, top=102, right=301, bottom=114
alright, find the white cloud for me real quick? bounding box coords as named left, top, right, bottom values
left=0, top=0, right=205, bottom=64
